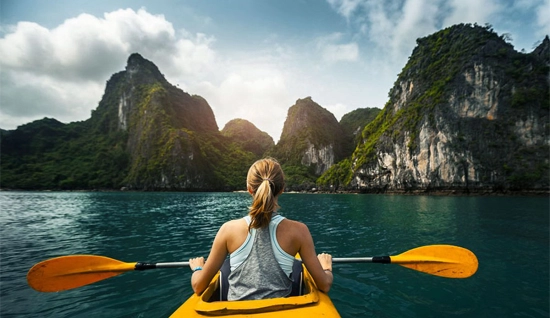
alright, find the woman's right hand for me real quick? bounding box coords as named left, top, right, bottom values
left=189, top=257, right=205, bottom=271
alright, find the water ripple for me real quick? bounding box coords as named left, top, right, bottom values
left=1, top=192, right=548, bottom=317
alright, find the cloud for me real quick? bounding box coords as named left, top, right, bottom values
left=315, top=33, right=359, bottom=63
left=0, top=71, right=104, bottom=125
left=442, top=0, right=501, bottom=27
left=191, top=61, right=292, bottom=141
left=0, top=6, right=295, bottom=141
left=326, top=0, right=363, bottom=21
left=2, top=2, right=543, bottom=143
left=326, top=0, right=440, bottom=61
left=1, top=10, right=165, bottom=82
left=323, top=42, right=359, bottom=62
left=391, top=0, right=440, bottom=57
left=535, top=0, right=550, bottom=37
left=0, top=8, right=216, bottom=129
left=324, top=102, right=350, bottom=121
left=325, top=0, right=508, bottom=61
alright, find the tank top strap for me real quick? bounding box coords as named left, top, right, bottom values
left=270, top=214, right=285, bottom=226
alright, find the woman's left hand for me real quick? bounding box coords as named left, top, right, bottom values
left=189, top=257, right=205, bottom=271
left=317, top=253, right=333, bottom=272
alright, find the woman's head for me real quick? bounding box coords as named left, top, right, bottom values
left=247, top=158, right=285, bottom=229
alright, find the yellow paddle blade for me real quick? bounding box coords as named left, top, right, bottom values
left=27, top=255, right=137, bottom=292
left=390, top=245, right=478, bottom=278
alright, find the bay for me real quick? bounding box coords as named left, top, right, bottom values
left=1, top=192, right=548, bottom=317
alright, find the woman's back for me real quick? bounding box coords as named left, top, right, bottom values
left=229, top=215, right=294, bottom=274
left=224, top=216, right=303, bottom=258
left=227, top=217, right=293, bottom=300
left=188, top=158, right=333, bottom=297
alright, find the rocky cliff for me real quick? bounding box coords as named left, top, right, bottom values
left=99, top=53, right=223, bottom=190
left=268, top=97, right=347, bottom=188
left=221, top=119, right=274, bottom=157
left=339, top=108, right=381, bottom=156
left=320, top=24, right=549, bottom=193
left=1, top=54, right=258, bottom=190
left=2, top=25, right=548, bottom=193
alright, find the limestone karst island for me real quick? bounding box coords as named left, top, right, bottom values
left=1, top=24, right=548, bottom=194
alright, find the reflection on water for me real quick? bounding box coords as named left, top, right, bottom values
left=1, top=192, right=548, bottom=317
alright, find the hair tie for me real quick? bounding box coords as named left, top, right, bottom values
left=262, top=178, right=273, bottom=183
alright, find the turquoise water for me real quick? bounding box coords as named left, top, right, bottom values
left=1, top=192, right=548, bottom=317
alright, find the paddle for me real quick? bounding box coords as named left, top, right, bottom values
left=333, top=245, right=478, bottom=278
left=27, top=245, right=478, bottom=292
left=26, top=255, right=189, bottom=292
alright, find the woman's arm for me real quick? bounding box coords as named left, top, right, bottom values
left=296, top=223, right=333, bottom=293
left=189, top=223, right=230, bottom=295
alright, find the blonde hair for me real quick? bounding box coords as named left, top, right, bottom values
left=247, top=158, right=285, bottom=230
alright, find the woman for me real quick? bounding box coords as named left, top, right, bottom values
left=189, top=158, right=333, bottom=300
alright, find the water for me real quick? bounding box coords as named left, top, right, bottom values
left=1, top=192, right=548, bottom=317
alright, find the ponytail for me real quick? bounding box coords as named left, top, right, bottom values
left=247, top=158, right=285, bottom=230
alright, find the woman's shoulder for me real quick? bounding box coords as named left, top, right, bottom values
left=279, top=218, right=310, bottom=234
left=281, top=217, right=306, bottom=226
left=223, top=218, right=247, bottom=229
left=276, top=218, right=312, bottom=252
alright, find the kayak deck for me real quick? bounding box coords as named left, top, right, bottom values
left=171, top=262, right=340, bottom=317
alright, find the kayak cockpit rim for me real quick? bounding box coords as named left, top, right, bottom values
left=193, top=267, right=320, bottom=315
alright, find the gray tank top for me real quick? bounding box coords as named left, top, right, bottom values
left=227, top=225, right=293, bottom=300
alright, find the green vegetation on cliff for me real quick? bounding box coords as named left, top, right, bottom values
left=221, top=119, right=274, bottom=157
left=268, top=97, right=346, bottom=189
left=2, top=27, right=547, bottom=193
left=1, top=118, right=129, bottom=189
left=339, top=107, right=381, bottom=156
left=1, top=54, right=257, bottom=191
left=319, top=24, right=549, bottom=192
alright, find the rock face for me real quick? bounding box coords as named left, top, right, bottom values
left=339, top=108, right=381, bottom=156
left=2, top=26, right=548, bottom=193
left=93, top=53, right=222, bottom=190
left=221, top=119, right=274, bottom=157
left=1, top=53, right=252, bottom=190
left=270, top=97, right=347, bottom=181
left=320, top=24, right=549, bottom=193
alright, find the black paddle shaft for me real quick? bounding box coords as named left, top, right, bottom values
left=134, top=262, right=190, bottom=270
left=372, top=256, right=391, bottom=263
left=135, top=262, right=157, bottom=270
left=332, top=256, right=391, bottom=264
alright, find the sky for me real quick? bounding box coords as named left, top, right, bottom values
left=1, top=0, right=549, bottom=142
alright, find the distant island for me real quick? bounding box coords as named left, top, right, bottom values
left=1, top=24, right=548, bottom=195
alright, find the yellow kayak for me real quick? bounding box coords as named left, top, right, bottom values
left=170, top=262, right=340, bottom=317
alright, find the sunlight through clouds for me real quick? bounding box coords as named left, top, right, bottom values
left=192, top=68, right=291, bottom=141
